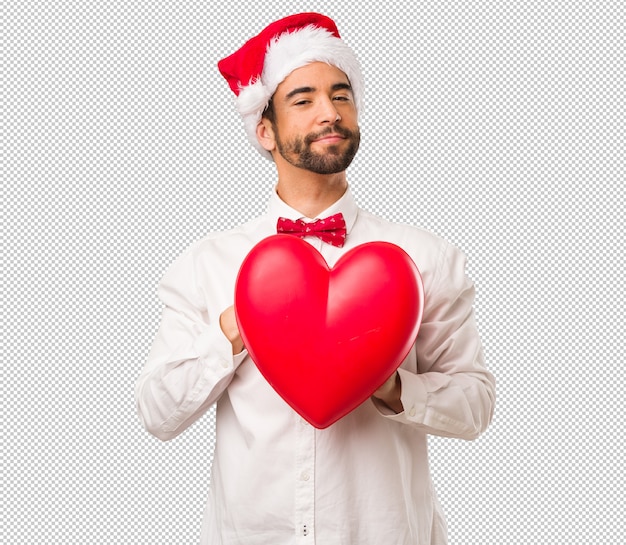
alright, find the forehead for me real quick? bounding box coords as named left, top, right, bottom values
left=273, top=62, right=350, bottom=97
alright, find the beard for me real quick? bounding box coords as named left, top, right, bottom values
left=274, top=125, right=360, bottom=175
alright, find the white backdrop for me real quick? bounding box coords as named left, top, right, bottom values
left=4, top=1, right=623, bottom=543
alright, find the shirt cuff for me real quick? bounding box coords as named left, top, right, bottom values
left=193, top=322, right=247, bottom=373
left=372, top=368, right=428, bottom=423
left=398, top=368, right=427, bottom=421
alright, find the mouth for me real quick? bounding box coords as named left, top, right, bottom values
left=312, top=133, right=346, bottom=145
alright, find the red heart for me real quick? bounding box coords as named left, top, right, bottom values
left=234, top=235, right=424, bottom=428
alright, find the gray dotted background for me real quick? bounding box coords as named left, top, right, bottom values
left=4, top=1, right=623, bottom=543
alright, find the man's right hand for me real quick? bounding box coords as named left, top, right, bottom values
left=219, top=305, right=245, bottom=355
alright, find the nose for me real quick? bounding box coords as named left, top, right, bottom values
left=317, top=97, right=341, bottom=124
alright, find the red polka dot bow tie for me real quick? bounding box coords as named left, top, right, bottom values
left=277, top=212, right=347, bottom=248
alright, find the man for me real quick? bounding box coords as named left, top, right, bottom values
left=135, top=12, right=495, bottom=545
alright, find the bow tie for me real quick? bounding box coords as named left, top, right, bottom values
left=277, top=212, right=347, bottom=248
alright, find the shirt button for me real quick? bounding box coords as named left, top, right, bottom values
left=409, top=406, right=417, bottom=417
left=300, top=472, right=310, bottom=481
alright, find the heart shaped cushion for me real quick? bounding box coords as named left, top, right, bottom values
left=234, top=235, right=424, bottom=428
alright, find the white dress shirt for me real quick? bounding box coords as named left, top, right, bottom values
left=135, top=187, right=495, bottom=545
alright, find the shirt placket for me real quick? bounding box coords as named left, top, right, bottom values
left=293, top=232, right=340, bottom=543
left=294, top=416, right=316, bottom=542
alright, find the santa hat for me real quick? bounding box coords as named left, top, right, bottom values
left=218, top=13, right=364, bottom=160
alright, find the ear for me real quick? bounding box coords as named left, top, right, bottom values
left=256, top=118, right=277, bottom=152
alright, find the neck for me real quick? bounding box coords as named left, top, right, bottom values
left=275, top=165, right=348, bottom=218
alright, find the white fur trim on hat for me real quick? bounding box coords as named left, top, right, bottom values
left=234, top=25, right=364, bottom=160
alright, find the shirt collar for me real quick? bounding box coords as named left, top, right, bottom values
left=267, top=185, right=359, bottom=234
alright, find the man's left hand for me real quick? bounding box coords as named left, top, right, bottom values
left=372, top=371, right=403, bottom=414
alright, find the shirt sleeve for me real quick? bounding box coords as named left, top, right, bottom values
left=134, top=247, right=246, bottom=441
left=373, top=241, right=496, bottom=440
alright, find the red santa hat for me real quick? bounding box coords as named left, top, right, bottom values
left=218, top=13, right=364, bottom=160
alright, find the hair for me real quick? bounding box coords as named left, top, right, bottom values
left=261, top=99, right=276, bottom=126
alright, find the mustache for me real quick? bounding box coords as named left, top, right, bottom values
left=305, top=126, right=359, bottom=144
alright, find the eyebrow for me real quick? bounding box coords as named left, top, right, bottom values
left=284, top=82, right=353, bottom=101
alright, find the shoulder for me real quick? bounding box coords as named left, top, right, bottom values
left=356, top=208, right=464, bottom=263
left=188, top=215, right=266, bottom=255
left=354, top=208, right=470, bottom=297
left=161, top=215, right=269, bottom=283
